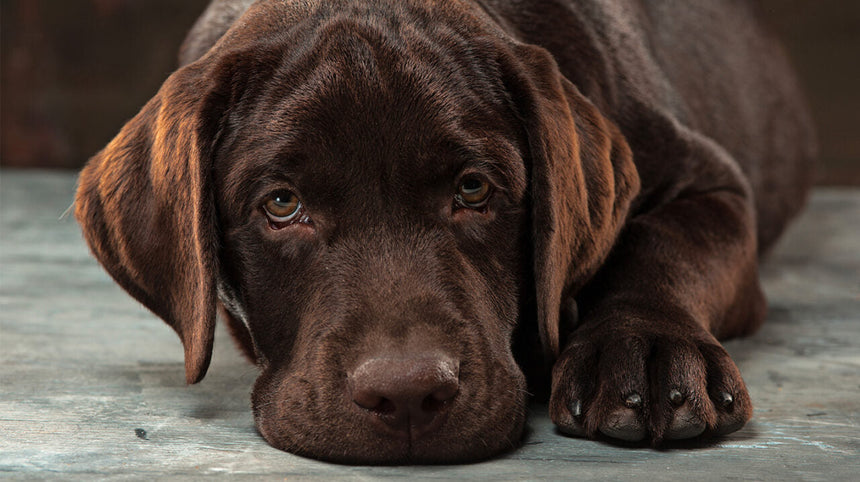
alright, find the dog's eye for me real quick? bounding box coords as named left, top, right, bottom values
left=456, top=177, right=491, bottom=208
left=263, top=191, right=303, bottom=223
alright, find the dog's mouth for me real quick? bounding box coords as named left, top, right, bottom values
left=251, top=352, right=528, bottom=464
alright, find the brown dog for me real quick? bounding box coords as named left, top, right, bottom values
left=75, top=0, right=815, bottom=463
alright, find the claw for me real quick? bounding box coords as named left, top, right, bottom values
left=624, top=392, right=642, bottom=409
left=569, top=399, right=582, bottom=418
left=669, top=389, right=685, bottom=406
left=716, top=391, right=734, bottom=408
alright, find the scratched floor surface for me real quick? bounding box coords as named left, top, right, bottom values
left=1, top=170, right=858, bottom=480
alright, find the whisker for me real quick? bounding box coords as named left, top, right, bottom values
left=59, top=201, right=75, bottom=221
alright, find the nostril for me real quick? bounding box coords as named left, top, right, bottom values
left=421, top=380, right=459, bottom=413
left=375, top=398, right=396, bottom=414
left=355, top=395, right=397, bottom=415
left=421, top=392, right=451, bottom=413
left=353, top=391, right=397, bottom=415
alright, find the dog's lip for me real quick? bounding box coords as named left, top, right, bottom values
left=255, top=367, right=525, bottom=463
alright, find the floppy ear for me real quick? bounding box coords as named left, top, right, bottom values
left=504, top=45, right=640, bottom=361
left=75, top=61, right=227, bottom=384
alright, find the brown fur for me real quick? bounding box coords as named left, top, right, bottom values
left=76, top=0, right=815, bottom=463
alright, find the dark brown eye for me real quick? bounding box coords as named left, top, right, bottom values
left=263, top=191, right=302, bottom=223
left=457, top=177, right=491, bottom=208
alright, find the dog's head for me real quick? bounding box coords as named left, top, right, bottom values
left=76, top=0, right=638, bottom=463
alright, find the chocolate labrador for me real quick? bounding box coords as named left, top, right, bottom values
left=75, top=0, right=815, bottom=464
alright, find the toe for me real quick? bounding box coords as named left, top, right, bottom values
left=709, top=389, right=748, bottom=435
left=700, top=344, right=753, bottom=436
left=556, top=399, right=587, bottom=436
left=550, top=343, right=598, bottom=437
left=649, top=340, right=717, bottom=443
left=585, top=337, right=649, bottom=439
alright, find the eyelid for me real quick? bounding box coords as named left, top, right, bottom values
left=456, top=162, right=510, bottom=191
left=457, top=164, right=512, bottom=198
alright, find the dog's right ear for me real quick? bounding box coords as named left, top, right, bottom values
left=498, top=43, right=640, bottom=362
left=75, top=59, right=229, bottom=384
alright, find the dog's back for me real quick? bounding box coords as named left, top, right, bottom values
left=638, top=1, right=814, bottom=251
left=482, top=0, right=815, bottom=250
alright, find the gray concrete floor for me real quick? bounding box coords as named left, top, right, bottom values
left=1, top=170, right=858, bottom=480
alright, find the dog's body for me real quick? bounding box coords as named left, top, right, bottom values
left=76, top=0, right=815, bottom=463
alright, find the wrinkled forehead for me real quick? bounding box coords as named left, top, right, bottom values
left=215, top=2, right=524, bottom=196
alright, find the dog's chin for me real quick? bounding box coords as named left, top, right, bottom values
left=260, top=427, right=525, bottom=465
left=255, top=409, right=527, bottom=465
left=251, top=369, right=528, bottom=464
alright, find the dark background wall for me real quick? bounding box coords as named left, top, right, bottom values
left=2, top=0, right=858, bottom=184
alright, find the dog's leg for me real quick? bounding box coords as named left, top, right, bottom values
left=549, top=124, right=765, bottom=444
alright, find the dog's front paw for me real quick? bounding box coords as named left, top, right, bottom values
left=549, top=325, right=752, bottom=444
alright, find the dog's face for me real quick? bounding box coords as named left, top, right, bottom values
left=75, top=0, right=638, bottom=464
left=214, top=26, right=532, bottom=461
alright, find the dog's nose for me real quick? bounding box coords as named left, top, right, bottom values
left=350, top=355, right=459, bottom=438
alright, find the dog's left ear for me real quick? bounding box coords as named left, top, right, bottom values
left=502, top=44, right=641, bottom=360
left=75, top=60, right=228, bottom=384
